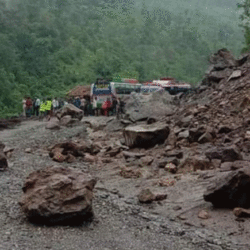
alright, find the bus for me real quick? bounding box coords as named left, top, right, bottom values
left=140, top=85, right=164, bottom=95
left=151, top=78, right=191, bottom=95
left=110, top=82, right=142, bottom=96
left=90, top=79, right=112, bottom=108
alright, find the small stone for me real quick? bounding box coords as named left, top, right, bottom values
left=173, top=205, right=182, bottom=211
left=84, top=153, right=96, bottom=163
left=66, top=154, right=76, bottom=163
left=25, top=148, right=32, bottom=153
left=164, top=163, right=177, bottom=173
left=154, top=193, right=167, bottom=201
left=138, top=189, right=155, bottom=203
left=53, top=152, right=66, bottom=162
left=177, top=215, right=187, bottom=220
left=198, top=210, right=210, bottom=219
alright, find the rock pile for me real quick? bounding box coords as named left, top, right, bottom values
left=111, top=49, right=250, bottom=211
left=19, top=165, right=97, bottom=225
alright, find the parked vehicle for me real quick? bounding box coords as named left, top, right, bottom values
left=151, top=78, right=191, bottom=95
left=140, top=85, right=164, bottom=94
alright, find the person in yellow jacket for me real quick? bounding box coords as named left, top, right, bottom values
left=45, top=98, right=52, bottom=121
left=39, top=98, right=47, bottom=121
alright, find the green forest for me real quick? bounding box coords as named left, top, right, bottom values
left=0, top=0, right=246, bottom=117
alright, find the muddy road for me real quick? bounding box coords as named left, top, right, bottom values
left=0, top=119, right=248, bottom=250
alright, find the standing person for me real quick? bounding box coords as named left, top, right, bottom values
left=25, top=97, right=33, bottom=118
left=64, top=99, right=68, bottom=106
left=32, top=98, right=36, bottom=115
left=45, top=98, right=52, bottom=121
left=59, top=98, right=64, bottom=109
left=22, top=97, right=26, bottom=117
left=112, top=96, right=117, bottom=116
left=34, top=97, right=41, bottom=116
left=102, top=98, right=111, bottom=117
left=39, top=98, right=46, bottom=121
left=52, top=97, right=59, bottom=116
left=84, top=98, right=89, bottom=116
left=93, top=96, right=98, bottom=116
left=55, top=97, right=59, bottom=111
left=80, top=97, right=86, bottom=111
left=73, top=97, right=81, bottom=109
left=52, top=98, right=56, bottom=115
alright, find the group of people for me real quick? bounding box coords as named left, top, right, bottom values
left=22, top=97, right=64, bottom=120
left=22, top=95, right=126, bottom=120
left=91, top=96, right=125, bottom=118
left=70, top=95, right=125, bottom=118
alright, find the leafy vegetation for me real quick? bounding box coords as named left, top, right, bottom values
left=0, top=0, right=244, bottom=117
left=238, top=0, right=250, bottom=51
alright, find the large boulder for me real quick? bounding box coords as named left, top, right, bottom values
left=125, top=92, right=174, bottom=122
left=123, top=123, right=170, bottom=148
left=204, top=167, right=250, bottom=208
left=56, top=104, right=83, bottom=120
left=19, top=166, right=97, bottom=225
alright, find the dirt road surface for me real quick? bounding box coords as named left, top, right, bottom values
left=0, top=119, right=248, bottom=250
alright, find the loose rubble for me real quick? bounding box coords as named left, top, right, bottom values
left=2, top=48, right=250, bottom=249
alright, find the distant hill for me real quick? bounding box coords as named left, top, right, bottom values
left=0, top=0, right=245, bottom=117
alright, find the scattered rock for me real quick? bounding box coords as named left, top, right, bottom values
left=218, top=125, right=232, bottom=134
left=60, top=115, right=72, bottom=126
left=220, top=161, right=250, bottom=172
left=233, top=207, right=250, bottom=218
left=106, top=147, right=121, bottom=157
left=204, top=167, right=250, bottom=208
left=138, top=189, right=155, bottom=203
left=123, top=151, right=146, bottom=159
left=66, top=154, right=76, bottom=163
left=120, top=167, right=141, bottom=179
left=46, top=121, right=60, bottom=130
left=60, top=116, right=80, bottom=127
left=25, top=148, right=32, bottom=153
left=157, top=178, right=176, bottom=187
left=0, top=150, right=8, bottom=170
left=56, top=104, right=83, bottom=120
left=165, top=149, right=183, bottom=159
left=211, top=159, right=221, bottom=169
left=205, top=145, right=242, bottom=163
left=173, top=205, right=182, bottom=211
left=84, top=153, right=96, bottom=163
left=123, top=123, right=170, bottom=148
left=178, top=130, right=189, bottom=140
left=19, top=165, right=97, bottom=225
left=198, top=132, right=213, bottom=144
left=3, top=147, right=14, bottom=154
left=140, top=156, right=154, bottom=166
left=165, top=163, right=178, bottom=173
left=53, top=151, right=66, bottom=162
left=154, top=193, right=168, bottom=201
left=198, top=210, right=210, bottom=219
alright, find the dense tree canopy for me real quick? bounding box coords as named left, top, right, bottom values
left=0, top=0, right=244, bottom=117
